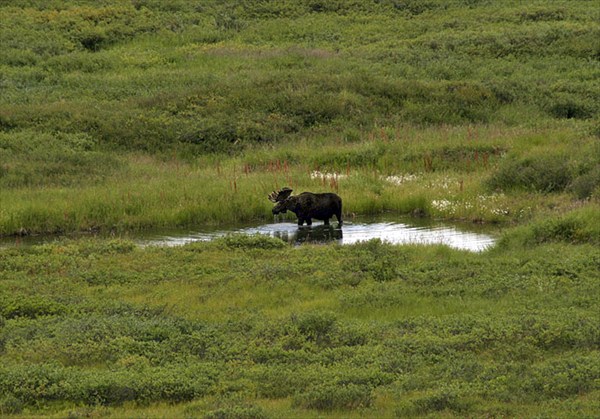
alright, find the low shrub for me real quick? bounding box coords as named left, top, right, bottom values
left=523, top=355, right=600, bottom=399
left=548, top=100, right=594, bottom=120
left=0, top=130, right=121, bottom=188
left=254, top=366, right=320, bottom=399
left=529, top=214, right=600, bottom=246
left=0, top=363, right=218, bottom=407
left=203, top=405, right=268, bottom=419
left=292, top=383, right=373, bottom=410
left=569, top=164, right=600, bottom=199
left=0, top=295, right=68, bottom=319
left=351, top=239, right=404, bottom=282
left=0, top=394, right=23, bottom=415
left=412, top=388, right=469, bottom=413
left=291, top=311, right=337, bottom=344
left=395, top=385, right=473, bottom=416
left=216, top=234, right=287, bottom=250
left=487, top=153, right=573, bottom=193
left=77, top=239, right=136, bottom=256
left=0, top=363, right=70, bottom=405
left=498, top=206, right=600, bottom=247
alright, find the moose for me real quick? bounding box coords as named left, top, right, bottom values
left=268, top=187, right=343, bottom=226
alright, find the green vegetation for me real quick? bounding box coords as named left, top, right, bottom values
left=1, top=0, right=599, bottom=417
left=0, top=220, right=599, bottom=417
left=1, top=0, right=599, bottom=234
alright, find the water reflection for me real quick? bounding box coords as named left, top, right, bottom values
left=0, top=215, right=497, bottom=252
left=238, top=220, right=495, bottom=251
left=272, top=225, right=343, bottom=245
left=137, top=218, right=496, bottom=251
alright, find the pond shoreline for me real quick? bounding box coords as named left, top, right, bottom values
left=1, top=214, right=498, bottom=252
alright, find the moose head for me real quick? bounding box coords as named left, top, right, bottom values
left=268, top=187, right=343, bottom=226
left=268, top=187, right=295, bottom=215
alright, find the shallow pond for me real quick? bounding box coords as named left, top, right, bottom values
left=137, top=215, right=497, bottom=252
left=1, top=215, right=498, bottom=252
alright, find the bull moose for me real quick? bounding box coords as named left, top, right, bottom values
left=268, top=187, right=343, bottom=226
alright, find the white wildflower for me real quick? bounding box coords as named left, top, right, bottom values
left=382, top=174, right=418, bottom=185
left=310, top=171, right=347, bottom=180
left=432, top=199, right=453, bottom=211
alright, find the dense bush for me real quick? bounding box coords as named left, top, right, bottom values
left=528, top=208, right=600, bottom=245
left=0, top=363, right=218, bottom=406
left=498, top=206, right=600, bottom=247
left=216, top=234, right=287, bottom=250
left=0, top=6, right=162, bottom=60
left=487, top=153, right=573, bottom=193
left=292, top=383, right=374, bottom=410
left=410, top=386, right=471, bottom=414
left=203, top=405, right=268, bottom=419
left=0, top=295, right=68, bottom=319
left=569, top=164, right=600, bottom=199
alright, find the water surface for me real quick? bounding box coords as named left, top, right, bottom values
left=139, top=215, right=496, bottom=252
left=1, top=215, right=497, bottom=252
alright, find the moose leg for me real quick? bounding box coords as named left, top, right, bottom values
left=324, top=218, right=330, bottom=226
left=305, top=218, right=312, bottom=226
left=297, top=218, right=304, bottom=226
left=336, top=211, right=343, bottom=226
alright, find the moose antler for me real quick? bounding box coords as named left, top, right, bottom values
left=268, top=187, right=293, bottom=202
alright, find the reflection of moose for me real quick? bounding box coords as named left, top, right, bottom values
left=274, top=225, right=343, bottom=245
left=268, top=187, right=343, bottom=226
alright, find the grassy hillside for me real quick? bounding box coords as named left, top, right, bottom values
left=1, top=0, right=599, bottom=235
left=2, top=1, right=598, bottom=153
left=0, top=1, right=599, bottom=417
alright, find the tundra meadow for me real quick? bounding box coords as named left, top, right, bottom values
left=0, top=1, right=599, bottom=417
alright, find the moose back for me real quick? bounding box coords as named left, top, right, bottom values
left=268, top=187, right=343, bottom=226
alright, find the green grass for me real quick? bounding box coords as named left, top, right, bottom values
left=0, top=1, right=598, bottom=235
left=1, top=124, right=598, bottom=235
left=1, top=1, right=599, bottom=417
left=0, top=227, right=598, bottom=417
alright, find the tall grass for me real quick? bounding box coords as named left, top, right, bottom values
left=1, top=123, right=597, bottom=235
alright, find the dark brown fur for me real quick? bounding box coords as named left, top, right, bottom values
left=270, top=189, right=342, bottom=226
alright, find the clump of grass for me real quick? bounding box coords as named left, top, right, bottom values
left=569, top=164, right=600, bottom=200
left=0, top=394, right=23, bottom=415
left=215, top=234, right=287, bottom=250
left=497, top=205, right=600, bottom=248
left=406, top=386, right=472, bottom=415
left=0, top=130, right=120, bottom=188
left=487, top=153, right=573, bottom=194
left=203, top=405, right=268, bottom=419
left=293, top=383, right=374, bottom=411
left=487, top=138, right=600, bottom=201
